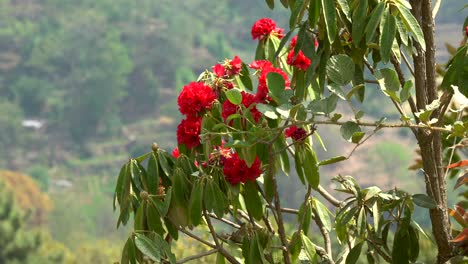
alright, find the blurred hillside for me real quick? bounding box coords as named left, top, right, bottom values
left=0, top=0, right=466, bottom=262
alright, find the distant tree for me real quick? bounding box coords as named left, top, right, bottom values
left=0, top=180, right=42, bottom=264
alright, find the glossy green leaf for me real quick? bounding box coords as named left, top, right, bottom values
left=340, top=121, right=361, bottom=142
left=326, top=54, right=355, bottom=86
left=240, top=62, right=254, bottom=91
left=400, top=80, right=413, bottom=103
left=351, top=131, right=365, bottom=144
left=380, top=9, right=396, bottom=63
left=308, top=0, right=321, bottom=28
left=294, top=150, right=306, bottom=185
left=319, top=156, right=347, bottom=166
left=365, top=1, right=385, bottom=43
left=351, top=0, right=367, bottom=45
left=244, top=181, right=264, bottom=220
left=298, top=201, right=312, bottom=235
left=172, top=168, right=189, bottom=206
left=412, top=194, right=437, bottom=209
left=302, top=145, right=320, bottom=189
left=301, top=233, right=318, bottom=263
left=408, top=225, right=420, bottom=262
left=392, top=227, right=410, bottom=264
left=289, top=231, right=302, bottom=262
left=134, top=233, right=161, bottom=261
left=189, top=180, right=204, bottom=226
left=265, top=0, right=274, bottom=9
left=321, top=0, right=337, bottom=44
left=147, top=203, right=165, bottom=235
left=226, top=89, right=243, bottom=105
left=256, top=103, right=278, bottom=119
left=204, top=180, right=226, bottom=218
left=357, top=206, right=366, bottom=235
left=313, top=198, right=332, bottom=231
left=134, top=202, right=146, bottom=230
left=336, top=0, right=351, bottom=22
left=147, top=153, right=160, bottom=195
left=346, top=241, right=364, bottom=264
left=267, top=71, right=286, bottom=103
left=395, top=3, right=426, bottom=51
left=158, top=150, right=173, bottom=177
left=121, top=237, right=137, bottom=264
left=290, top=0, right=305, bottom=29
left=375, top=68, right=400, bottom=92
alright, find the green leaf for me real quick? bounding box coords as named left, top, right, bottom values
left=375, top=68, right=400, bottom=92
left=226, top=89, right=243, bottom=105
left=441, top=45, right=468, bottom=95
left=121, top=237, right=137, bottom=264
left=204, top=180, right=226, bottom=218
left=319, top=156, right=346, bottom=166
left=340, top=121, right=361, bottom=142
left=395, top=3, right=426, bottom=51
left=302, top=145, right=320, bottom=189
left=412, top=194, right=437, bottom=209
left=290, top=0, right=305, bottom=29
left=351, top=131, right=365, bottom=144
left=267, top=72, right=286, bottom=103
left=158, top=150, right=173, bottom=177
left=265, top=0, right=274, bottom=9
left=313, top=198, right=332, bottom=231
left=244, top=181, right=264, bottom=220
left=216, top=252, right=226, bottom=264
left=294, top=151, right=306, bottom=185
left=365, top=2, right=385, bottom=43
left=289, top=231, right=303, bottom=262
left=336, top=0, right=351, bottom=22
left=351, top=0, right=368, bottom=45
left=301, top=233, right=318, bottom=263
left=147, top=153, right=160, bottom=195
left=415, top=99, right=440, bottom=123
left=379, top=9, right=396, bottom=63
left=189, top=180, right=204, bottom=226
left=400, top=80, right=413, bottom=102
left=346, top=241, right=364, bottom=264
left=256, top=103, right=278, bottom=119
left=240, top=62, right=254, bottom=91
left=408, top=225, right=420, bottom=262
left=392, top=227, right=410, bottom=264
left=134, top=234, right=161, bottom=261
left=321, top=0, right=337, bottom=44
left=326, top=54, right=355, bottom=86
left=147, top=203, right=165, bottom=235
left=134, top=202, right=146, bottom=230
left=328, top=83, right=346, bottom=100
left=372, top=201, right=380, bottom=233
left=308, top=0, right=321, bottom=28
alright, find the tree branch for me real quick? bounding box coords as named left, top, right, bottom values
left=312, top=209, right=334, bottom=262
left=176, top=249, right=219, bottom=264
left=317, top=185, right=341, bottom=207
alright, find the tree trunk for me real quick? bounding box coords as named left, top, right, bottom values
left=410, top=0, right=453, bottom=262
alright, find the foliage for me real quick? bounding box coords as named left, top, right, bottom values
left=0, top=180, right=42, bottom=263
left=112, top=1, right=467, bottom=263
left=0, top=170, right=53, bottom=226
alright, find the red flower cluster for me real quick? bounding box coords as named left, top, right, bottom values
left=178, top=82, right=217, bottom=117
left=212, top=56, right=243, bottom=78
left=176, top=117, right=202, bottom=149
left=223, top=153, right=262, bottom=185
left=251, top=18, right=284, bottom=40
left=287, top=36, right=311, bottom=71
left=285, top=126, right=308, bottom=141
left=222, top=91, right=262, bottom=123
left=172, top=147, right=180, bottom=158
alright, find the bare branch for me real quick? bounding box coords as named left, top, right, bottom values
left=176, top=249, right=219, bottom=264
left=317, top=185, right=341, bottom=207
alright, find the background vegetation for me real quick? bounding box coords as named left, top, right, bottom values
left=0, top=0, right=465, bottom=262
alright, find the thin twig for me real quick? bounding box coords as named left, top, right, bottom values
left=178, top=227, right=216, bottom=248
left=176, top=249, right=219, bottom=264
left=207, top=212, right=241, bottom=229
left=203, top=210, right=241, bottom=264
left=346, top=128, right=379, bottom=159
left=400, top=49, right=415, bottom=77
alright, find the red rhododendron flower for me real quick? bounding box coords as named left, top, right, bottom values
left=249, top=60, right=273, bottom=71
left=176, top=117, right=202, bottom=149
left=287, top=49, right=311, bottom=71
left=178, top=82, right=217, bottom=117
left=223, top=152, right=262, bottom=185
left=285, top=126, right=308, bottom=141
left=222, top=91, right=262, bottom=123
left=290, top=35, right=298, bottom=48
left=212, top=63, right=226, bottom=77
left=251, top=18, right=284, bottom=40
left=226, top=55, right=242, bottom=76
left=172, top=147, right=180, bottom=158
left=257, top=66, right=290, bottom=101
